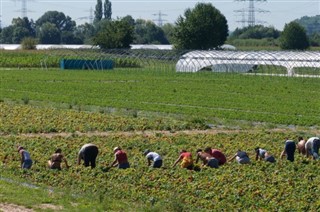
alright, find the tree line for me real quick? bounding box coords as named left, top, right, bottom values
left=0, top=1, right=319, bottom=50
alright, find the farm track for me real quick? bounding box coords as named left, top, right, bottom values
left=2, top=128, right=319, bottom=138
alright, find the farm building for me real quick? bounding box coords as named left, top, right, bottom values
left=176, top=50, right=320, bottom=76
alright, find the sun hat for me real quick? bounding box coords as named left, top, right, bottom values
left=113, top=147, right=120, bottom=152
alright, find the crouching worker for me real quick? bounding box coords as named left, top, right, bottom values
left=48, top=148, right=70, bottom=170
left=305, top=137, right=320, bottom=160
left=280, top=140, right=296, bottom=162
left=144, top=150, right=163, bottom=168
left=229, top=150, right=251, bottom=164
left=204, top=147, right=226, bottom=165
left=173, top=150, right=194, bottom=170
left=255, top=147, right=276, bottom=163
left=17, top=146, right=33, bottom=169
left=77, top=143, right=99, bottom=168
left=111, top=147, right=130, bottom=169
left=196, top=149, right=219, bottom=168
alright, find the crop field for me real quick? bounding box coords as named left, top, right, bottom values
left=0, top=65, right=320, bottom=211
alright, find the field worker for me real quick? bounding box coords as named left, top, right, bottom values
left=204, top=147, right=226, bottom=165
left=254, top=147, right=276, bottom=163
left=280, top=140, right=296, bottom=162
left=77, top=143, right=99, bottom=168
left=111, top=147, right=130, bottom=169
left=48, top=148, right=70, bottom=170
left=17, top=146, right=32, bottom=169
left=173, top=150, right=194, bottom=170
left=297, top=137, right=306, bottom=155
left=228, top=150, right=250, bottom=164
left=143, top=150, right=163, bottom=168
left=305, top=137, right=320, bottom=160
left=196, top=149, right=219, bottom=168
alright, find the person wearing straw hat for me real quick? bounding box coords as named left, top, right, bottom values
left=111, top=147, right=130, bottom=169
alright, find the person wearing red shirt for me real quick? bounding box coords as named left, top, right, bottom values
left=173, top=150, right=194, bottom=170
left=111, top=147, right=130, bottom=169
left=204, top=147, right=226, bottom=165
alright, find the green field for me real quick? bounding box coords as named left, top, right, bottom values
left=1, top=68, right=320, bottom=127
left=1, top=67, right=320, bottom=211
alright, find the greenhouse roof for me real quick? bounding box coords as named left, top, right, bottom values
left=176, top=50, right=320, bottom=76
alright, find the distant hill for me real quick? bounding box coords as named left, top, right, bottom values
left=295, top=15, right=320, bottom=35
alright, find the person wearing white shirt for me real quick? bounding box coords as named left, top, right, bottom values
left=305, top=137, right=320, bottom=160
left=143, top=150, right=163, bottom=168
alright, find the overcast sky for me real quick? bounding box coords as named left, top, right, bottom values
left=0, top=0, right=319, bottom=31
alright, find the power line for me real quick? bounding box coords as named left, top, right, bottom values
left=235, top=0, right=269, bottom=27
left=152, top=11, right=167, bottom=26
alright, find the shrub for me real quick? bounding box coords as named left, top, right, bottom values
left=21, top=37, right=38, bottom=50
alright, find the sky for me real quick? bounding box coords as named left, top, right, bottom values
left=0, top=0, right=319, bottom=31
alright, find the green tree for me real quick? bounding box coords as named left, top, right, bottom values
left=162, top=23, right=175, bottom=44
left=92, top=18, right=134, bottom=49
left=0, top=26, right=14, bottom=43
left=37, top=22, right=61, bottom=44
left=12, top=27, right=31, bottom=43
left=172, top=3, right=228, bottom=50
left=230, top=25, right=280, bottom=40
left=103, top=0, right=112, bottom=20
left=134, top=19, right=169, bottom=44
left=74, top=23, right=96, bottom=44
left=1, top=17, right=36, bottom=44
left=309, top=32, right=320, bottom=46
left=295, top=15, right=320, bottom=36
left=280, top=22, right=309, bottom=50
left=94, top=0, right=103, bottom=23
left=36, top=11, right=76, bottom=32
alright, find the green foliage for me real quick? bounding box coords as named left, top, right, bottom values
left=37, top=22, right=61, bottom=44
left=295, top=15, right=320, bottom=36
left=1, top=131, right=320, bottom=211
left=93, top=18, right=134, bottom=49
left=21, top=37, right=38, bottom=50
left=161, top=23, right=175, bottom=44
left=309, top=33, right=320, bottom=47
left=1, top=69, right=320, bottom=127
left=229, top=25, right=280, bottom=40
left=94, top=0, right=103, bottom=23
left=280, top=22, right=310, bottom=50
left=36, top=11, right=76, bottom=32
left=173, top=3, right=228, bottom=50
left=103, top=0, right=112, bottom=20
left=134, top=19, right=169, bottom=44
left=228, top=38, right=279, bottom=48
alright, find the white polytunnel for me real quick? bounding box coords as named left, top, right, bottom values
left=176, top=50, right=320, bottom=76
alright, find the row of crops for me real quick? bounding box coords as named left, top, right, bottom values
left=1, top=126, right=319, bottom=211
left=1, top=68, right=320, bottom=127
left=1, top=99, right=319, bottom=210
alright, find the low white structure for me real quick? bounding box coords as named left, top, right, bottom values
left=176, top=50, right=320, bottom=76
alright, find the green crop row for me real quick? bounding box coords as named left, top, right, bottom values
left=1, top=68, right=320, bottom=126
left=0, top=102, right=209, bottom=134
left=1, top=131, right=319, bottom=211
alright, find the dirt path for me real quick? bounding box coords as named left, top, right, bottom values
left=2, top=128, right=318, bottom=138
left=0, top=203, right=33, bottom=212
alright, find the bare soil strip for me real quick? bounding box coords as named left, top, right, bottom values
left=0, top=203, right=33, bottom=212
left=2, top=128, right=318, bottom=138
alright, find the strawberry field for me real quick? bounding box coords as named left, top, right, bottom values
left=0, top=66, right=320, bottom=211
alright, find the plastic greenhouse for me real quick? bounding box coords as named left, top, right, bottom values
left=176, top=50, right=320, bottom=76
